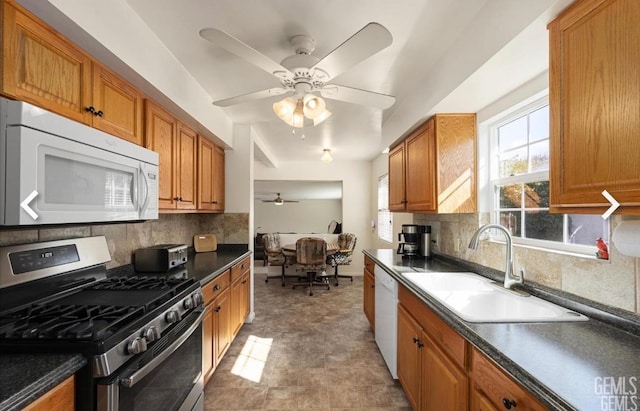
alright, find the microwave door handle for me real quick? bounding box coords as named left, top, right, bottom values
left=120, top=309, right=204, bottom=388
left=139, top=164, right=151, bottom=214
left=130, top=173, right=138, bottom=210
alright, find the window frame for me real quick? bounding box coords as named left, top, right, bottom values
left=487, top=96, right=607, bottom=257
left=377, top=173, right=393, bottom=243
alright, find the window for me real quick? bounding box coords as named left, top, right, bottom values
left=489, top=98, right=608, bottom=255
left=378, top=173, right=393, bottom=242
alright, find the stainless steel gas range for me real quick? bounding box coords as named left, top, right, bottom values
left=0, top=236, right=204, bottom=411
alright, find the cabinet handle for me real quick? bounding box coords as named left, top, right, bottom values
left=173, top=196, right=180, bottom=201
left=178, top=197, right=183, bottom=201
left=85, top=106, right=96, bottom=114
left=401, top=199, right=408, bottom=204
left=95, top=110, right=104, bottom=117
left=413, top=337, right=419, bottom=344
left=241, top=280, right=247, bottom=284
left=211, top=201, right=218, bottom=204
left=371, top=284, right=375, bottom=288
left=502, top=398, right=517, bottom=409
left=213, top=284, right=221, bottom=291
left=214, top=306, right=221, bottom=312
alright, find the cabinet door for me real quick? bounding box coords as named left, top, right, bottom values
left=230, top=276, right=243, bottom=338
left=23, top=375, right=74, bottom=411
left=470, top=384, right=500, bottom=411
left=388, top=143, right=406, bottom=211
left=197, top=135, right=214, bottom=210
left=92, top=64, right=143, bottom=145
left=202, top=302, right=215, bottom=385
left=397, top=304, right=422, bottom=411
left=549, top=0, right=640, bottom=213
left=405, top=119, right=436, bottom=212
left=363, top=267, right=375, bottom=330
left=422, top=332, right=468, bottom=411
left=214, top=287, right=232, bottom=363
left=2, top=1, right=92, bottom=125
left=176, top=122, right=198, bottom=210
left=212, top=145, right=225, bottom=212
left=145, top=100, right=177, bottom=209
left=434, top=114, right=477, bottom=213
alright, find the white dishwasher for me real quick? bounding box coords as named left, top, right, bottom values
left=374, top=265, right=398, bottom=379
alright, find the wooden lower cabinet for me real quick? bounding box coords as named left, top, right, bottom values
left=202, top=257, right=251, bottom=386
left=230, top=258, right=251, bottom=338
left=469, top=347, right=546, bottom=411
left=363, top=258, right=375, bottom=330
left=201, top=270, right=231, bottom=385
left=397, top=283, right=546, bottom=411
left=23, top=375, right=74, bottom=411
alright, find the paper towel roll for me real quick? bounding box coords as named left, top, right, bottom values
left=612, top=221, right=640, bottom=258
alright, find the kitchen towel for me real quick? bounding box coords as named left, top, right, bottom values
left=612, top=221, right=640, bottom=258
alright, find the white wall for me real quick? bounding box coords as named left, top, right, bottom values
left=255, top=199, right=341, bottom=234
left=254, top=160, right=369, bottom=274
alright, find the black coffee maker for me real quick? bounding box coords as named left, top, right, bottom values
left=397, top=224, right=432, bottom=258
left=397, top=224, right=420, bottom=256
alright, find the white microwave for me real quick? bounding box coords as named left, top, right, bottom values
left=0, top=98, right=159, bottom=226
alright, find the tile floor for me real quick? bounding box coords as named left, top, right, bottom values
left=203, top=266, right=411, bottom=410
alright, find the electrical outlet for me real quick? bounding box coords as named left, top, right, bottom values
left=453, top=239, right=460, bottom=253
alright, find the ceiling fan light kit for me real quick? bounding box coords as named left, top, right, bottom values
left=200, top=22, right=396, bottom=129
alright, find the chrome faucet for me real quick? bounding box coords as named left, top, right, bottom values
left=468, top=224, right=523, bottom=290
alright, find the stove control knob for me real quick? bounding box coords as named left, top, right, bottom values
left=192, top=292, right=203, bottom=306
left=127, top=337, right=148, bottom=355
left=165, top=310, right=181, bottom=324
left=143, top=326, right=161, bottom=342
left=183, top=296, right=195, bottom=310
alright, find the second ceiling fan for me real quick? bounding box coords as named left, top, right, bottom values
left=262, top=193, right=298, bottom=206
left=199, top=22, right=396, bottom=127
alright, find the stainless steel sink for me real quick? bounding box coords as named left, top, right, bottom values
left=402, top=271, right=588, bottom=323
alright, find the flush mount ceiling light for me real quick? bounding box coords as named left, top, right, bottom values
left=321, top=148, right=333, bottom=163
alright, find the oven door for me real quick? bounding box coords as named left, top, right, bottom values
left=96, top=309, right=204, bottom=411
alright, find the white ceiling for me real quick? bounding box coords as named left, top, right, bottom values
left=120, top=0, right=572, bottom=164
left=254, top=180, right=342, bottom=201
left=14, top=0, right=572, bottom=165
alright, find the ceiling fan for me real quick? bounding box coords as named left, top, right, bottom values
left=199, top=22, right=396, bottom=127
left=261, top=193, right=298, bottom=206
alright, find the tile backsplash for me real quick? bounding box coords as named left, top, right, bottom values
left=414, top=213, right=640, bottom=315
left=0, top=213, right=249, bottom=269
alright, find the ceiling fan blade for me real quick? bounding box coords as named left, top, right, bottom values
left=311, top=22, right=392, bottom=81
left=199, top=28, right=291, bottom=76
left=213, top=88, right=289, bottom=107
left=320, top=85, right=396, bottom=109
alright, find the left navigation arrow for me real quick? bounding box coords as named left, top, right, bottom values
left=20, top=190, right=39, bottom=220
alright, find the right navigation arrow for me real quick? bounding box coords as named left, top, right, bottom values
left=601, top=190, right=619, bottom=220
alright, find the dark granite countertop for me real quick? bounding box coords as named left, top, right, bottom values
left=0, top=244, right=250, bottom=410
left=0, top=353, right=86, bottom=411
left=364, top=248, right=640, bottom=411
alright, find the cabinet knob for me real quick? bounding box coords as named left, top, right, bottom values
left=213, top=284, right=221, bottom=291
left=502, top=398, right=517, bottom=409
left=211, top=201, right=218, bottom=204
left=413, top=337, right=419, bottom=344
left=95, top=110, right=104, bottom=117
left=214, top=306, right=221, bottom=313
left=173, top=196, right=180, bottom=201
left=85, top=106, right=95, bottom=114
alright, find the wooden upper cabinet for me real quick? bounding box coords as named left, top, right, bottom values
left=145, top=100, right=177, bottom=209
left=548, top=0, right=640, bottom=214
left=389, top=113, right=476, bottom=213
left=388, top=142, right=406, bottom=211
left=2, top=0, right=143, bottom=145
left=91, top=64, right=143, bottom=145
left=406, top=119, right=436, bottom=212
left=2, top=0, right=92, bottom=124
left=198, top=136, right=225, bottom=212
left=176, top=122, right=198, bottom=210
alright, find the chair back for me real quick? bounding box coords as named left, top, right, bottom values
left=296, top=237, right=327, bottom=268
left=337, top=233, right=357, bottom=253
left=263, top=233, right=281, bottom=253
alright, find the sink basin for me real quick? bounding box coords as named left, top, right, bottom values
left=402, top=271, right=588, bottom=323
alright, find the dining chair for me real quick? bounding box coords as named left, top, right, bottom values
left=326, top=233, right=357, bottom=285
left=263, top=233, right=296, bottom=286
left=292, top=237, right=329, bottom=296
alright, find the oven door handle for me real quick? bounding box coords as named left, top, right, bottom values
left=120, top=309, right=204, bottom=388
